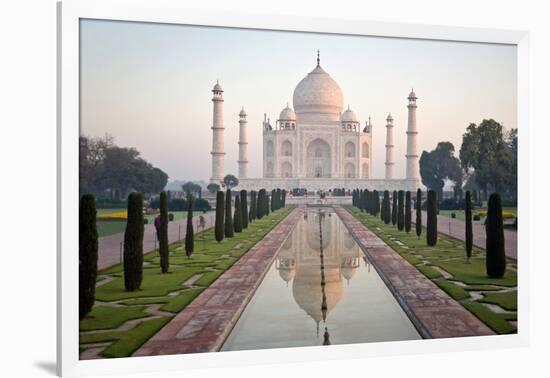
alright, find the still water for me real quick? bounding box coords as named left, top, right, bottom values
left=221, top=208, right=420, bottom=351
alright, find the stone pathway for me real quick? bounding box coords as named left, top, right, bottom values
left=335, top=207, right=494, bottom=338
left=132, top=207, right=304, bottom=356
left=417, top=212, right=517, bottom=260
left=98, top=212, right=216, bottom=270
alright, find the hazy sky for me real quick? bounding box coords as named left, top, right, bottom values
left=80, top=19, right=517, bottom=182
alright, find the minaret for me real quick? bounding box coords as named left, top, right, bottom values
left=385, top=113, right=395, bottom=179
left=406, top=89, right=420, bottom=180
left=210, top=81, right=225, bottom=184
left=238, top=107, right=248, bottom=179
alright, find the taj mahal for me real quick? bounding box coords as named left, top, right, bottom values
left=209, top=52, right=420, bottom=192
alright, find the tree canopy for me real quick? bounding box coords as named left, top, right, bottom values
left=80, top=135, right=168, bottom=199
left=420, top=141, right=463, bottom=199
left=459, top=119, right=514, bottom=196
left=223, top=174, right=239, bottom=189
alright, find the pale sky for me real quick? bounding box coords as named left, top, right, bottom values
left=80, top=19, right=517, bottom=182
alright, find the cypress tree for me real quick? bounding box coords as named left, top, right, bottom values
left=486, top=193, right=506, bottom=278
left=391, top=191, right=397, bottom=225
left=382, top=190, right=390, bottom=224
left=250, top=190, right=257, bottom=221
left=397, top=190, right=405, bottom=230
left=159, top=191, right=169, bottom=273
left=79, top=194, right=98, bottom=320
left=185, top=195, right=194, bottom=258
left=373, top=190, right=380, bottom=216
left=282, top=189, right=287, bottom=207
left=271, top=189, right=276, bottom=212
left=426, top=190, right=438, bottom=246
left=256, top=189, right=265, bottom=219
left=234, top=195, right=243, bottom=233
left=225, top=189, right=234, bottom=237
left=240, top=190, right=249, bottom=229
left=276, top=189, right=282, bottom=210
left=266, top=193, right=270, bottom=216
left=465, top=190, right=473, bottom=262
left=416, top=188, right=422, bottom=238
left=124, top=192, right=144, bottom=291
left=215, top=191, right=224, bottom=243
left=405, top=191, right=412, bottom=233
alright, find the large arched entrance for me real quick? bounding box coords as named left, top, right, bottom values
left=306, top=138, right=332, bottom=178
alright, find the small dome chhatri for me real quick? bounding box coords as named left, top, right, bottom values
left=239, top=107, right=247, bottom=117
left=212, top=80, right=223, bottom=92
left=341, top=105, right=358, bottom=123
left=279, top=103, right=296, bottom=121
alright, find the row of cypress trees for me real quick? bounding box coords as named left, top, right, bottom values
left=213, top=188, right=287, bottom=244
left=351, top=187, right=507, bottom=278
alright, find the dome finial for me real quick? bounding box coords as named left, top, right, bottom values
left=317, top=49, right=320, bottom=66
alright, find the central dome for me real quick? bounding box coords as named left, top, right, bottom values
left=293, top=64, right=344, bottom=122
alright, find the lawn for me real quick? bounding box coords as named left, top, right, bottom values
left=80, top=206, right=293, bottom=359
left=439, top=207, right=517, bottom=221
left=346, top=206, right=517, bottom=335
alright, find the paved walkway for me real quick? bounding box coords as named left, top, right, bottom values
left=417, top=212, right=517, bottom=260
left=133, top=207, right=304, bottom=356
left=98, top=212, right=216, bottom=270
left=335, top=207, right=494, bottom=338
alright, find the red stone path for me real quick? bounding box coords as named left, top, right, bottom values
left=418, top=212, right=517, bottom=259
left=335, top=207, right=494, bottom=338
left=98, top=212, right=216, bottom=270
left=133, top=207, right=304, bottom=356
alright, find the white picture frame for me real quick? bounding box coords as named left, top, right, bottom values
left=57, top=0, right=530, bottom=376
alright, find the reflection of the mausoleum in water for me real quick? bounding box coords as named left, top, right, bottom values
left=274, top=210, right=371, bottom=343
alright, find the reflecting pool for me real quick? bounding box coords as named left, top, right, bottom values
left=221, top=208, right=421, bottom=351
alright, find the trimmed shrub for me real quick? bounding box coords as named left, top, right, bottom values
left=249, top=190, right=256, bottom=222
left=282, top=189, right=287, bottom=207
left=271, top=189, right=276, bottom=213
left=159, top=191, right=169, bottom=273
left=225, top=189, right=234, bottom=237
left=234, top=195, right=243, bottom=233
left=79, top=194, right=98, bottom=320
left=416, top=189, right=422, bottom=238
left=185, top=195, right=194, bottom=258
left=486, top=193, right=506, bottom=278
left=168, top=213, right=174, bottom=222
left=373, top=190, right=380, bottom=216
left=266, top=194, right=270, bottom=216
left=405, top=191, right=411, bottom=233
left=143, top=218, right=149, bottom=225
left=465, top=190, right=473, bottom=262
left=257, top=189, right=266, bottom=219
left=214, top=191, right=224, bottom=243
left=397, top=190, right=405, bottom=231
left=426, top=190, right=438, bottom=246
left=124, top=192, right=144, bottom=291
left=451, top=212, right=456, bottom=218
left=240, top=190, right=248, bottom=229
left=392, top=191, right=397, bottom=225
left=383, top=190, right=390, bottom=224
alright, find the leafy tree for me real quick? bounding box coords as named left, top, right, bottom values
left=123, top=192, right=144, bottom=291
left=159, top=191, right=169, bottom=273
left=391, top=191, right=397, bottom=225
left=215, top=191, right=224, bottom=242
left=225, top=189, right=234, bottom=237
left=405, top=191, right=412, bottom=233
left=240, top=190, right=248, bottom=229
left=416, top=189, right=422, bottom=238
left=223, top=174, right=239, bottom=189
left=426, top=190, right=438, bottom=246
left=420, top=142, right=463, bottom=200
left=486, top=193, right=506, bottom=277
left=397, top=190, right=405, bottom=231
left=185, top=195, right=194, bottom=258
left=459, top=119, right=514, bottom=198
left=234, top=195, right=243, bottom=233
left=79, top=194, right=98, bottom=319
left=207, top=183, right=220, bottom=194
left=465, top=190, right=473, bottom=262
left=182, top=182, right=202, bottom=198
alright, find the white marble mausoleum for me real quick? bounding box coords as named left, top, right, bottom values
left=209, top=52, right=421, bottom=192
